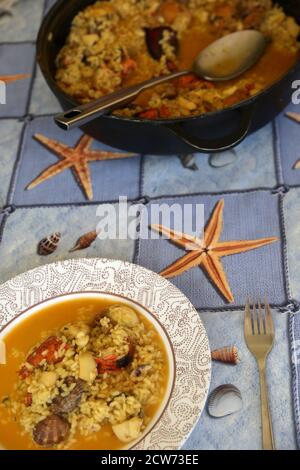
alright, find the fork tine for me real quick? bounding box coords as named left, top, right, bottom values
left=252, top=303, right=259, bottom=335
left=264, top=295, right=274, bottom=336
left=257, top=299, right=265, bottom=335
left=259, top=299, right=266, bottom=334
left=244, top=299, right=253, bottom=336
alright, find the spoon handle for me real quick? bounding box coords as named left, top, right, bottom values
left=54, top=70, right=188, bottom=130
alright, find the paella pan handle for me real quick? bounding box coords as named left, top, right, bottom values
left=165, top=104, right=255, bottom=153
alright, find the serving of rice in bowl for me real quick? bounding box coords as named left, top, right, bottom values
left=0, top=293, right=174, bottom=450
left=0, top=258, right=211, bottom=451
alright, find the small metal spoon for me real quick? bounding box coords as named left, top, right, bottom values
left=54, top=30, right=266, bottom=130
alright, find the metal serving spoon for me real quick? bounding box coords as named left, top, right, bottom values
left=54, top=30, right=267, bottom=130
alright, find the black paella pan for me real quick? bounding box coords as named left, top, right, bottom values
left=37, top=0, right=300, bottom=155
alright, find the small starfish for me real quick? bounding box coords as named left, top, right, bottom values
left=150, top=199, right=278, bottom=303
left=27, top=134, right=137, bottom=200
left=0, top=74, right=30, bottom=84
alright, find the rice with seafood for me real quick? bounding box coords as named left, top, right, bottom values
left=55, top=0, right=300, bottom=119
left=0, top=304, right=167, bottom=449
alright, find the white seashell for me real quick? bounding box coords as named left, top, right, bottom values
left=0, top=0, right=18, bottom=18
left=207, top=384, right=242, bottom=418
left=209, top=150, right=237, bottom=168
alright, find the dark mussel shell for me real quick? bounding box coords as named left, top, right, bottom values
left=116, top=342, right=135, bottom=369
left=145, top=26, right=178, bottom=60
left=33, top=414, right=70, bottom=447
left=51, top=378, right=84, bottom=414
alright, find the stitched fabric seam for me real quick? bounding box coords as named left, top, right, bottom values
left=289, top=311, right=300, bottom=449
left=278, top=193, right=292, bottom=301
left=273, top=119, right=284, bottom=186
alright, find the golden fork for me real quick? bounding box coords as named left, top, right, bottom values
left=244, top=298, right=276, bottom=450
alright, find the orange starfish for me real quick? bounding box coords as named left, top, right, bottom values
left=150, top=199, right=278, bottom=303
left=27, top=134, right=137, bottom=200
left=286, top=112, right=300, bottom=124
left=0, top=74, right=30, bottom=84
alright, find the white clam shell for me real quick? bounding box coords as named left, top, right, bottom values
left=209, top=150, right=237, bottom=168
left=207, top=384, right=242, bottom=418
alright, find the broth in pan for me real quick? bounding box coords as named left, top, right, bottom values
left=55, top=0, right=300, bottom=119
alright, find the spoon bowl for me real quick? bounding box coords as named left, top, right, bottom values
left=193, top=30, right=267, bottom=81
left=55, top=30, right=267, bottom=131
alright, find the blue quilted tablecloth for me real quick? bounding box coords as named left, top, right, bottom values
left=1, top=0, right=300, bottom=450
